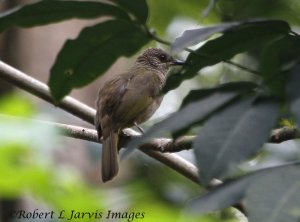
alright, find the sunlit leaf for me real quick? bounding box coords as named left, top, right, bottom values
left=172, top=20, right=289, bottom=53
left=171, top=21, right=238, bottom=53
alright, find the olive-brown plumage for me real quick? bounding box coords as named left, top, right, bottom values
left=95, top=48, right=182, bottom=182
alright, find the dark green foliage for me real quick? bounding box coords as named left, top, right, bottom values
left=173, top=81, right=258, bottom=138
left=0, top=0, right=130, bottom=32
left=287, top=64, right=300, bottom=129
left=260, top=35, right=300, bottom=98
left=180, top=81, right=257, bottom=107
left=49, top=19, right=150, bottom=101
left=188, top=163, right=300, bottom=222
left=194, top=98, right=279, bottom=185
left=165, top=20, right=290, bottom=92
left=112, top=0, right=148, bottom=23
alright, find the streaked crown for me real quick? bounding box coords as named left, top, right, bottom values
left=135, top=48, right=176, bottom=74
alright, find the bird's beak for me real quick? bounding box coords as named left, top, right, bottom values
left=171, top=59, right=185, bottom=66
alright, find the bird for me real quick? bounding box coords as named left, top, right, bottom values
left=95, top=48, right=183, bottom=182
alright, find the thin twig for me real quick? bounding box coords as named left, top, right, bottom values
left=0, top=61, right=95, bottom=124
left=269, top=127, right=298, bottom=143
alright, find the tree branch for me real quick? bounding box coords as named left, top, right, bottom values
left=0, top=61, right=95, bottom=124
left=0, top=60, right=200, bottom=184
left=269, top=127, right=298, bottom=143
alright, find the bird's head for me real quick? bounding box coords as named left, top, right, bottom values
left=135, top=48, right=184, bottom=74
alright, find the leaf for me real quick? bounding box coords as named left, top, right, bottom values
left=245, top=166, right=300, bottom=222
left=49, top=19, right=150, bottom=102
left=287, top=64, right=300, bottom=99
left=172, top=81, right=258, bottom=138
left=260, top=35, right=300, bottom=98
left=291, top=99, right=300, bottom=129
left=184, top=20, right=290, bottom=76
left=124, top=92, right=238, bottom=157
left=187, top=163, right=300, bottom=216
left=172, top=19, right=289, bottom=53
left=188, top=174, right=251, bottom=214
left=287, top=64, right=300, bottom=129
left=165, top=20, right=290, bottom=91
left=0, top=0, right=130, bottom=32
left=112, top=0, right=148, bottom=24
left=181, top=81, right=258, bottom=107
left=171, top=21, right=239, bottom=53
left=194, top=97, right=279, bottom=185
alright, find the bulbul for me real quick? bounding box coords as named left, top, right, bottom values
left=95, top=48, right=183, bottom=182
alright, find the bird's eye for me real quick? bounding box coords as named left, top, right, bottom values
left=159, top=54, right=167, bottom=62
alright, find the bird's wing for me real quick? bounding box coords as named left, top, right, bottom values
left=112, top=71, right=160, bottom=127
left=95, top=73, right=130, bottom=135
left=114, top=91, right=154, bottom=126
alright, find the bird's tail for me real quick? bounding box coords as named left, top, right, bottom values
left=101, top=130, right=119, bottom=182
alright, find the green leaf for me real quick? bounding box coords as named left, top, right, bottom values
left=165, top=20, right=290, bottom=92
left=181, top=81, right=258, bottom=108
left=0, top=0, right=130, bottom=32
left=172, top=81, right=258, bottom=138
left=49, top=19, right=150, bottom=102
left=124, top=92, right=238, bottom=157
left=171, top=21, right=239, bottom=53
left=112, top=0, right=148, bottom=24
left=291, top=98, right=300, bottom=129
left=187, top=163, right=300, bottom=216
left=245, top=166, right=300, bottom=222
left=287, top=64, right=300, bottom=129
left=260, top=35, right=300, bottom=98
left=287, top=63, right=300, bottom=99
left=194, top=98, right=279, bottom=185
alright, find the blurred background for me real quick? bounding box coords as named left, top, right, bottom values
left=1, top=0, right=300, bottom=221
